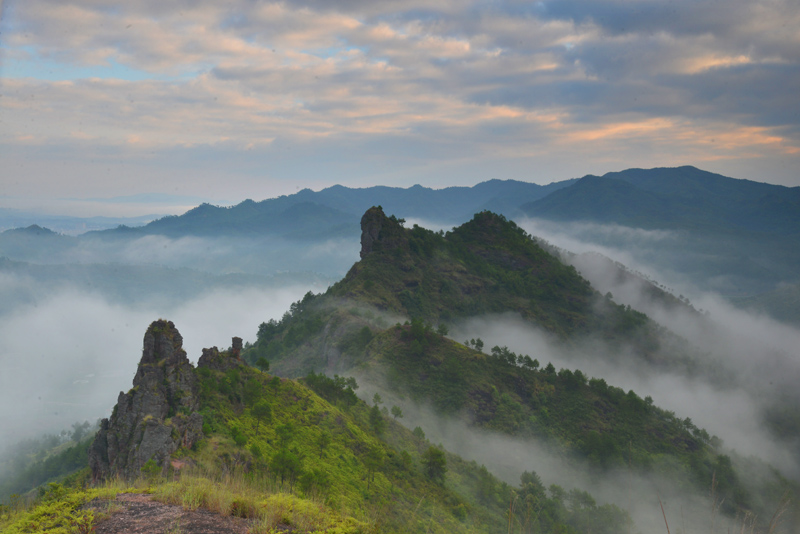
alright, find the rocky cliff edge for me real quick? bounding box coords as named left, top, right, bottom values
left=89, top=320, right=244, bottom=481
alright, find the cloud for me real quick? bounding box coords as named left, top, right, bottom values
left=2, top=0, right=800, bottom=203
left=0, top=278, right=313, bottom=452
left=511, top=217, right=800, bottom=475
left=356, top=377, right=748, bottom=533
left=448, top=311, right=800, bottom=479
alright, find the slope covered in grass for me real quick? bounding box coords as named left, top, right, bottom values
left=242, top=207, right=796, bottom=528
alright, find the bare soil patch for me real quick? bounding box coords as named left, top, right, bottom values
left=85, top=493, right=282, bottom=534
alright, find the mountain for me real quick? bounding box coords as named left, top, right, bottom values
left=4, top=167, right=798, bottom=311
left=732, top=281, right=800, bottom=327
left=521, top=167, right=800, bottom=299
left=0, top=210, right=161, bottom=235
left=1, top=320, right=634, bottom=534
left=134, top=200, right=359, bottom=239
left=244, top=207, right=796, bottom=528
left=91, top=178, right=571, bottom=240
left=255, top=207, right=700, bottom=376
left=522, top=166, right=800, bottom=235
left=3, top=208, right=798, bottom=532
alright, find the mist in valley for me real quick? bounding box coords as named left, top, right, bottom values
left=0, top=233, right=359, bottom=278
left=0, top=279, right=318, bottom=452
left=352, top=216, right=800, bottom=530
left=2, top=211, right=798, bottom=532
left=356, top=377, right=756, bottom=534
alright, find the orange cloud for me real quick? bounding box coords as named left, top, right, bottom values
left=564, top=118, right=675, bottom=142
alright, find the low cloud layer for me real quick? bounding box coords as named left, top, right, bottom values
left=2, top=234, right=359, bottom=278
left=356, top=381, right=746, bottom=533
left=0, top=280, right=314, bottom=452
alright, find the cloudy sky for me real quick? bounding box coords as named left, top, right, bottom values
left=1, top=0, right=799, bottom=216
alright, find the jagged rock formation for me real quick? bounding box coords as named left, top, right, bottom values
left=359, top=206, right=407, bottom=259
left=89, top=320, right=203, bottom=482
left=197, top=343, right=244, bottom=373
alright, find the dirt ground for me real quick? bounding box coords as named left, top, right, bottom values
left=85, top=493, right=290, bottom=534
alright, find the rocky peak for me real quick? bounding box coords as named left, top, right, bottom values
left=359, top=206, right=407, bottom=259
left=231, top=336, right=243, bottom=358
left=89, top=320, right=203, bottom=482
left=197, top=337, right=246, bottom=373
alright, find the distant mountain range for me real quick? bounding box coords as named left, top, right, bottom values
left=2, top=165, right=799, bottom=320
left=0, top=209, right=161, bottom=235
left=86, top=165, right=798, bottom=239
left=522, top=166, right=800, bottom=234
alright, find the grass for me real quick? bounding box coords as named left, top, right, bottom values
left=151, top=469, right=372, bottom=534
left=0, top=478, right=137, bottom=534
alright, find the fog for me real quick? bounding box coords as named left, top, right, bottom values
left=506, top=218, right=800, bottom=474
left=3, top=211, right=797, bottom=531
left=450, top=313, right=798, bottom=477
left=0, top=279, right=318, bottom=453
left=0, top=221, right=359, bottom=463
left=356, top=380, right=746, bottom=534
left=2, top=234, right=360, bottom=278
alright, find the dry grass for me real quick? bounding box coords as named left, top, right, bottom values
left=148, top=468, right=372, bottom=534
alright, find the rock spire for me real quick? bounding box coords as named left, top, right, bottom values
left=89, top=320, right=203, bottom=481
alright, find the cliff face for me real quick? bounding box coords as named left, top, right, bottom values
left=359, top=206, right=407, bottom=259
left=89, top=320, right=203, bottom=482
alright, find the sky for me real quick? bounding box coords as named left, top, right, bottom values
left=1, top=0, right=799, bottom=217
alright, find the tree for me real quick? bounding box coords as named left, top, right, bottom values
left=372, top=393, right=383, bottom=406
left=422, top=446, right=447, bottom=485
left=369, top=405, right=386, bottom=436
left=391, top=405, right=403, bottom=420
left=436, top=323, right=449, bottom=336
left=275, top=422, right=294, bottom=448
left=316, top=430, right=331, bottom=458
left=476, top=465, right=496, bottom=504
left=243, top=378, right=262, bottom=405
left=251, top=400, right=272, bottom=433
left=256, top=357, right=270, bottom=373
left=70, top=421, right=90, bottom=442
left=299, top=467, right=331, bottom=497
left=270, top=449, right=303, bottom=488
left=412, top=426, right=426, bottom=440
left=363, top=445, right=385, bottom=490
left=257, top=319, right=278, bottom=343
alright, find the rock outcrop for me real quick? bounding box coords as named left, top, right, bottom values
left=196, top=340, right=245, bottom=374
left=359, top=206, right=407, bottom=259
left=89, top=320, right=203, bottom=482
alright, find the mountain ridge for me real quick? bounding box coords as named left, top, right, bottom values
left=243, top=206, right=795, bottom=526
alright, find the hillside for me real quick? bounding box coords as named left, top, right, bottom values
left=1, top=320, right=633, bottom=534
left=241, top=207, right=795, bottom=527
left=3, top=208, right=798, bottom=532
left=253, top=208, right=700, bottom=377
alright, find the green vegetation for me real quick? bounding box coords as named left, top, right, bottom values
left=189, top=358, right=632, bottom=533
left=246, top=210, right=700, bottom=378
left=2, top=357, right=632, bottom=533
left=0, top=479, right=126, bottom=534
left=238, top=208, right=796, bottom=529
left=0, top=425, right=96, bottom=502
left=5, top=206, right=797, bottom=532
